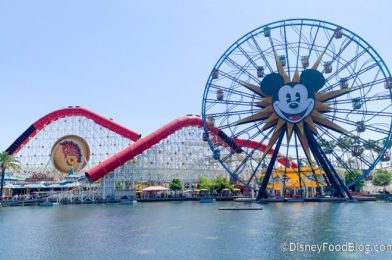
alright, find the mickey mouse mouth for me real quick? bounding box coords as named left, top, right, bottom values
left=273, top=100, right=315, bottom=124
left=282, top=109, right=307, bottom=121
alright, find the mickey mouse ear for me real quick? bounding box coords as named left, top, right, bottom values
left=300, top=69, right=325, bottom=92
left=260, top=73, right=284, bottom=96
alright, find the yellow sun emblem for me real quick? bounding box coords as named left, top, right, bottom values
left=235, top=48, right=351, bottom=162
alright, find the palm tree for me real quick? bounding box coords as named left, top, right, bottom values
left=337, top=136, right=352, bottom=149
left=364, top=139, right=378, bottom=161
left=337, top=136, right=352, bottom=164
left=0, top=151, right=21, bottom=201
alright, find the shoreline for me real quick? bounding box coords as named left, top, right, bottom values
left=1, top=195, right=389, bottom=207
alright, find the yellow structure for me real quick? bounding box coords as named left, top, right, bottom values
left=261, top=166, right=326, bottom=190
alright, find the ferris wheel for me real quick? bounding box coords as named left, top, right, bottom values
left=202, top=18, right=392, bottom=199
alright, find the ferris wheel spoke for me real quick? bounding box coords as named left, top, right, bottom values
left=317, top=136, right=355, bottom=172
left=306, top=129, right=355, bottom=198
left=316, top=125, right=372, bottom=167
left=209, top=83, right=257, bottom=99
left=349, top=61, right=379, bottom=80
left=310, top=28, right=337, bottom=72
left=331, top=35, right=353, bottom=60
left=282, top=24, right=291, bottom=79
left=206, top=109, right=253, bottom=118
left=306, top=23, right=321, bottom=61
left=233, top=130, right=273, bottom=177
left=293, top=24, right=303, bottom=71
left=232, top=122, right=263, bottom=139
left=321, top=60, right=378, bottom=94
left=250, top=35, right=274, bottom=73
left=256, top=126, right=286, bottom=199
left=266, top=35, right=292, bottom=83
left=324, top=47, right=365, bottom=84
left=295, top=131, right=324, bottom=194
left=292, top=22, right=315, bottom=53
left=323, top=78, right=385, bottom=99
left=320, top=65, right=376, bottom=93
left=325, top=93, right=390, bottom=105
left=293, top=133, right=302, bottom=183
left=245, top=130, right=281, bottom=187
left=331, top=108, right=392, bottom=117
left=224, top=57, right=260, bottom=83
left=359, top=104, right=392, bottom=123
left=205, top=99, right=256, bottom=107
left=281, top=134, right=295, bottom=192
left=218, top=70, right=263, bottom=96
left=236, top=44, right=259, bottom=70
left=323, top=114, right=390, bottom=135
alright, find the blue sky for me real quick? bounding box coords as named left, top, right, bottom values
left=1, top=0, right=391, bottom=149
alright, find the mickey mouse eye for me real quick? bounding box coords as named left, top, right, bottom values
left=295, top=92, right=301, bottom=102
left=286, top=93, right=291, bottom=103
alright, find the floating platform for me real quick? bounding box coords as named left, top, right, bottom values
left=233, top=198, right=256, bottom=203
left=257, top=198, right=286, bottom=203
left=287, top=198, right=305, bottom=203
left=120, top=199, right=137, bottom=205
left=304, top=198, right=345, bottom=202
left=219, top=206, right=263, bottom=210
left=200, top=198, right=216, bottom=203
left=39, top=201, right=54, bottom=207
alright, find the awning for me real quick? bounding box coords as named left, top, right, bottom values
left=4, top=184, right=24, bottom=189
left=142, top=186, right=169, bottom=192
left=24, top=183, right=48, bottom=189
left=48, top=183, right=80, bottom=188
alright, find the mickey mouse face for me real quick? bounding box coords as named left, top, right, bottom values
left=273, top=83, right=314, bottom=123
left=260, top=69, right=325, bottom=124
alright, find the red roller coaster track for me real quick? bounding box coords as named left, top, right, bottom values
left=6, top=106, right=141, bottom=155
left=86, top=115, right=297, bottom=181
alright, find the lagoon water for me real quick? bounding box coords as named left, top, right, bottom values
left=1, top=201, right=392, bottom=259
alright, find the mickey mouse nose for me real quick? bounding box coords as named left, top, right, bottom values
left=289, top=103, right=299, bottom=109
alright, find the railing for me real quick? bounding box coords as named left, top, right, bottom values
left=46, top=179, right=103, bottom=203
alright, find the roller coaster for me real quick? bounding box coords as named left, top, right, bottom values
left=5, top=106, right=294, bottom=200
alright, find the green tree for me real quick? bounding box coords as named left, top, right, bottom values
left=0, top=151, right=21, bottom=200
left=364, top=139, right=379, bottom=160
left=337, top=136, right=352, bottom=149
left=344, top=169, right=364, bottom=192
left=319, top=138, right=335, bottom=154
left=212, top=176, right=232, bottom=193
left=372, top=169, right=392, bottom=195
left=198, top=176, right=213, bottom=191
left=170, top=178, right=183, bottom=193
left=337, top=136, right=352, bottom=163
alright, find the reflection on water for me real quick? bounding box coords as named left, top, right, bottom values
left=0, top=201, right=391, bottom=259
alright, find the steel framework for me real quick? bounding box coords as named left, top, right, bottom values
left=14, top=115, right=134, bottom=180
left=102, top=126, right=230, bottom=197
